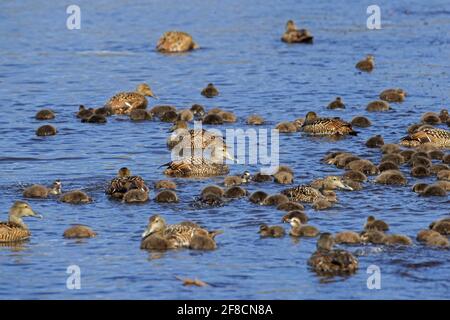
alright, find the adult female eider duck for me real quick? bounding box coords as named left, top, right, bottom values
left=0, top=201, right=42, bottom=242
left=300, top=112, right=358, bottom=136
left=106, top=167, right=149, bottom=198
left=156, top=31, right=199, bottom=53
left=104, top=83, right=157, bottom=115
left=281, top=20, right=313, bottom=43
left=400, top=127, right=450, bottom=148
left=23, top=180, right=61, bottom=198
left=355, top=55, right=374, bottom=72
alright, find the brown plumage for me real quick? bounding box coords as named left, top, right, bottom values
left=327, top=97, right=345, bottom=109
left=400, top=127, right=450, bottom=148
left=23, top=180, right=61, bottom=198
left=258, top=224, right=285, bottom=238
left=36, top=109, right=55, bottom=120
left=63, top=225, right=96, bottom=239
left=364, top=216, right=389, bottom=232
left=300, top=112, right=357, bottom=136
left=156, top=31, right=198, bottom=53
left=355, top=55, right=374, bottom=72
left=288, top=217, right=319, bottom=237
left=0, top=201, right=42, bottom=243
left=334, top=231, right=361, bottom=244
left=379, top=88, right=406, bottom=103
left=106, top=167, right=149, bottom=198
left=201, top=83, right=219, bottom=98
left=59, top=190, right=92, bottom=204
left=36, top=125, right=57, bottom=136
left=281, top=20, right=313, bottom=43
left=104, top=83, right=156, bottom=115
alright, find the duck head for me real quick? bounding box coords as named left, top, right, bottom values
left=118, top=167, right=131, bottom=177
left=323, top=176, right=353, bottom=191
left=9, top=201, right=42, bottom=227
left=141, top=214, right=166, bottom=239
left=136, top=83, right=157, bottom=99
left=286, top=20, right=297, bottom=32
left=316, top=232, right=334, bottom=251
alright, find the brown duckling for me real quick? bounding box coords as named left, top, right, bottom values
left=281, top=20, right=313, bottom=43
left=399, top=149, right=416, bottom=162
left=201, top=185, right=225, bottom=198
left=169, top=120, right=188, bottom=133
left=374, top=170, right=407, bottom=185
left=381, top=144, right=401, bottom=154
left=364, top=216, right=389, bottom=232
left=178, top=109, right=194, bottom=122
left=35, top=109, right=55, bottom=120
left=327, top=97, right=345, bottom=109
left=421, top=112, right=441, bottom=125
left=156, top=31, right=198, bottom=53
left=258, top=224, right=286, bottom=238
left=411, top=165, right=430, bottom=178
left=334, top=231, right=361, bottom=244
left=384, top=234, right=413, bottom=246
left=439, top=109, right=449, bottom=122
left=379, top=88, right=406, bottom=103
left=409, top=156, right=432, bottom=168
left=149, top=105, right=176, bottom=118
left=207, top=107, right=223, bottom=115
left=197, top=192, right=224, bottom=207
left=431, top=163, right=449, bottom=175
left=420, top=184, right=447, bottom=197
left=36, top=124, right=57, bottom=136
left=416, top=229, right=441, bottom=242
left=429, top=218, right=450, bottom=235
left=366, top=100, right=390, bottom=112
left=288, top=217, right=319, bottom=237
left=155, top=180, right=177, bottom=190
left=443, top=154, right=450, bottom=164
left=334, top=155, right=361, bottom=168
left=63, top=225, right=96, bottom=239
left=425, top=234, right=450, bottom=247
left=437, top=169, right=450, bottom=181
left=253, top=172, right=273, bottom=183
left=275, top=165, right=294, bottom=175
left=224, top=186, right=247, bottom=199
left=218, top=111, right=237, bottom=123
left=201, top=83, right=219, bottom=98
left=277, top=201, right=304, bottom=212
left=130, top=109, right=152, bottom=121
left=342, top=170, right=368, bottom=183
left=81, top=114, right=107, bottom=123
left=263, top=194, right=289, bottom=206
left=23, top=180, right=62, bottom=198
left=77, top=105, right=94, bottom=119
left=378, top=161, right=399, bottom=172
left=122, top=189, right=149, bottom=203
left=312, top=199, right=332, bottom=211
left=281, top=210, right=308, bottom=224
left=360, top=230, right=386, bottom=244
left=190, top=104, right=205, bottom=119
left=273, top=171, right=294, bottom=184
left=346, top=159, right=379, bottom=175
left=275, top=121, right=297, bottom=133
left=0, top=201, right=42, bottom=242
left=351, top=116, right=371, bottom=128
left=355, top=55, right=374, bottom=72
left=412, top=183, right=428, bottom=193
left=247, top=115, right=265, bottom=125
left=189, top=229, right=222, bottom=250
left=342, top=179, right=363, bottom=191
left=381, top=153, right=405, bottom=165
left=159, top=110, right=178, bottom=122
left=94, top=106, right=110, bottom=117
left=59, top=190, right=92, bottom=204
left=249, top=191, right=269, bottom=205
left=155, top=190, right=179, bottom=203
left=428, top=149, right=444, bottom=160
left=202, top=113, right=224, bottom=125
left=224, top=171, right=251, bottom=187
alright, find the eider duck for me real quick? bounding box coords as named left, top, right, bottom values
left=35, top=109, right=55, bottom=120
left=300, top=112, right=357, bottom=136
left=122, top=189, right=149, bottom=203
left=155, top=180, right=177, bottom=190
left=258, top=224, right=285, bottom=238
left=351, top=116, right=371, bottom=128
left=201, top=83, right=219, bottom=98
left=155, top=190, right=179, bottom=203
left=366, top=100, right=390, bottom=112
left=104, top=83, right=156, bottom=115
left=327, top=97, right=345, bottom=109
left=374, top=170, right=407, bottom=185
left=366, top=135, right=384, bottom=148
left=400, top=127, right=450, bottom=148
left=36, top=125, right=57, bottom=136
left=59, top=190, right=92, bottom=204
left=379, top=88, right=406, bottom=103
left=247, top=115, right=265, bottom=125
left=364, top=216, right=389, bottom=232
left=249, top=191, right=269, bottom=205
left=281, top=210, right=308, bottom=224
left=355, top=55, right=374, bottom=72
left=277, top=201, right=304, bottom=211
left=281, top=20, right=313, bottom=43
left=156, top=31, right=198, bottom=53
left=23, top=180, right=61, bottom=198
left=334, top=231, right=361, bottom=244
left=288, top=217, right=319, bottom=237
left=63, top=225, right=96, bottom=239
left=0, top=201, right=42, bottom=242
left=106, top=167, right=149, bottom=198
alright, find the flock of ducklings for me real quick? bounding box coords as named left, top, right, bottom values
left=2, top=20, right=450, bottom=277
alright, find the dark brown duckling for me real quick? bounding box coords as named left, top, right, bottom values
left=431, top=164, right=449, bottom=175
left=409, top=156, right=432, bottom=168
left=327, top=97, right=345, bottom=109
left=160, top=110, right=178, bottom=122
left=356, top=55, right=375, bottom=72
left=275, top=121, right=297, bottom=133
left=190, top=104, right=205, bottom=119
left=224, top=186, right=247, bottom=199
left=364, top=216, right=389, bottom=232
left=247, top=114, right=265, bottom=125
left=381, top=144, right=401, bottom=154
left=155, top=180, right=177, bottom=190
left=281, top=210, right=308, bottom=224
left=59, top=190, right=92, bottom=204
left=23, top=180, right=62, bottom=198
left=421, top=184, right=447, bottom=196
left=366, top=100, right=390, bottom=112
left=384, top=234, right=413, bottom=246
left=439, top=109, right=449, bottom=122
left=202, top=113, right=224, bottom=125
left=334, top=231, right=361, bottom=244
left=277, top=201, right=304, bottom=212
left=122, top=189, right=149, bottom=203
left=201, top=185, right=224, bottom=197
left=351, top=116, right=371, bottom=128
left=258, top=224, right=285, bottom=238
left=412, top=183, right=428, bottom=193
left=437, top=169, right=450, bottom=180
left=381, top=153, right=405, bottom=165
left=253, top=173, right=273, bottom=183
left=35, top=109, right=55, bottom=120
left=428, top=150, right=444, bottom=160
left=198, top=192, right=225, bottom=207
left=81, top=114, right=107, bottom=123
left=374, top=170, right=407, bottom=185
left=411, top=165, right=430, bottom=178
left=218, top=111, right=237, bottom=123
left=417, top=229, right=441, bottom=242
left=281, top=20, right=313, bottom=44
left=77, top=105, right=94, bottom=119
left=263, top=194, right=289, bottom=206
left=36, top=124, right=57, bottom=136
left=346, top=159, right=379, bottom=175
left=249, top=191, right=269, bottom=205
left=425, top=234, right=450, bottom=247
left=429, top=218, right=450, bottom=235
left=360, top=230, right=386, bottom=244
left=149, top=105, right=176, bottom=118
left=342, top=170, right=368, bottom=183
left=288, top=217, right=319, bottom=237
left=435, top=180, right=450, bottom=191
left=224, top=171, right=251, bottom=187
left=275, top=165, right=294, bottom=175
left=94, top=106, right=110, bottom=117
left=201, top=83, right=219, bottom=98
left=130, top=109, right=152, bottom=121
left=177, top=109, right=194, bottom=122
left=312, top=199, right=332, bottom=211
left=63, top=225, right=96, bottom=239
left=421, top=112, right=441, bottom=125
left=189, top=229, right=222, bottom=250
left=155, top=190, right=179, bottom=203
left=342, top=179, right=363, bottom=191
left=378, top=161, right=399, bottom=172
left=379, top=88, right=406, bottom=103
left=399, top=149, right=416, bottom=162
left=273, top=171, right=294, bottom=184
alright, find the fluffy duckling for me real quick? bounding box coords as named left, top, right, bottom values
left=417, top=229, right=441, bottom=242
left=335, top=155, right=361, bottom=168
left=81, top=114, right=107, bottom=123
left=281, top=210, right=308, bottom=224
left=63, top=225, right=96, bottom=239
left=207, top=108, right=223, bottom=115
left=274, top=171, right=294, bottom=184
left=263, top=194, right=289, bottom=206
left=378, top=161, right=399, bottom=172
left=379, top=88, right=406, bottom=103
left=428, top=150, right=444, bottom=160
left=277, top=201, right=304, bottom=212
left=155, top=190, right=179, bottom=203
left=253, top=172, right=273, bottom=183
left=300, top=112, right=357, bottom=136
left=160, top=110, right=178, bottom=122
left=342, top=179, right=362, bottom=191
left=437, top=169, right=450, bottom=181
left=258, top=224, right=286, bottom=238
left=421, top=112, right=441, bottom=125
left=35, top=109, right=55, bottom=120
left=334, top=231, right=361, bottom=244
left=384, top=234, right=413, bottom=246
left=288, top=217, right=319, bottom=237
left=327, top=97, right=345, bottom=109
left=59, top=190, right=92, bottom=204
left=416, top=142, right=441, bottom=153
left=201, top=185, right=225, bottom=197
left=351, top=116, right=371, bottom=128
left=439, top=109, right=449, bottom=122
left=364, top=216, right=389, bottom=232
left=412, top=183, right=428, bottom=193
left=224, top=186, right=247, bottom=199
left=219, top=111, right=237, bottom=123
left=189, top=229, right=222, bottom=250
left=425, top=234, right=450, bottom=247
left=150, top=105, right=176, bottom=118
left=197, top=192, right=224, bottom=207
left=156, top=31, right=198, bottom=53
left=105, top=83, right=156, bottom=115
left=0, top=201, right=42, bottom=242
left=409, top=156, right=432, bottom=168
left=275, top=165, right=294, bottom=175
left=429, top=218, right=450, bottom=235
left=312, top=199, right=332, bottom=210
left=190, top=104, right=205, bottom=119
left=346, top=159, right=379, bottom=175
left=155, top=180, right=177, bottom=190
left=381, top=144, right=401, bottom=154
left=381, top=153, right=405, bottom=165
left=366, top=100, right=390, bottom=112
left=224, top=171, right=251, bottom=187
left=201, top=83, right=219, bottom=98
left=249, top=191, right=269, bottom=205
left=420, top=184, right=447, bottom=197
left=275, top=121, right=297, bottom=133
left=130, top=109, right=152, bottom=121
left=36, top=124, right=57, bottom=136
left=374, top=170, right=407, bottom=186
left=411, top=165, right=430, bottom=178
left=77, top=105, right=94, bottom=119
left=343, top=170, right=368, bottom=183
left=178, top=109, right=194, bottom=122
left=355, top=55, right=374, bottom=72
left=281, top=20, right=313, bottom=43
left=106, top=167, right=149, bottom=197
left=202, top=113, right=224, bottom=125
left=399, top=149, right=416, bottom=162
left=122, top=189, right=149, bottom=203
left=293, top=118, right=305, bottom=131
left=23, top=180, right=61, bottom=198
left=360, top=230, right=386, bottom=244
left=94, top=106, right=110, bottom=117
left=443, top=154, right=450, bottom=164
left=400, top=127, right=450, bottom=148
left=247, top=115, right=265, bottom=125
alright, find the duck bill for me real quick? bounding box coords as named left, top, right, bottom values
left=337, top=181, right=353, bottom=191
left=31, top=211, right=43, bottom=219
left=224, top=151, right=234, bottom=161
left=141, top=226, right=154, bottom=239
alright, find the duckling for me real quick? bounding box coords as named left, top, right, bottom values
left=409, top=156, right=432, bottom=168
left=202, top=113, right=224, bottom=125
left=253, top=172, right=273, bottom=183
left=420, top=184, right=447, bottom=197
left=378, top=161, right=399, bottom=172
left=428, top=150, right=444, bottom=160
left=327, top=97, right=345, bottom=109
left=201, top=83, right=219, bottom=98
left=282, top=177, right=351, bottom=203
left=197, top=192, right=225, bottom=207
left=36, top=124, right=57, bottom=136
left=300, top=112, right=357, bottom=136
left=130, top=109, right=152, bottom=121
left=177, top=109, right=194, bottom=122
left=190, top=104, right=205, bottom=119
left=444, top=154, right=450, bottom=164
left=429, top=218, right=450, bottom=235
left=63, top=225, right=96, bottom=239
left=374, top=170, right=407, bottom=185
left=384, top=234, right=413, bottom=246
left=360, top=230, right=386, bottom=244
left=439, top=109, right=449, bottom=122
left=355, top=55, right=374, bottom=72
left=335, top=155, right=361, bottom=168
left=345, top=159, right=379, bottom=175
left=189, top=229, right=222, bottom=250
left=437, top=169, right=450, bottom=181
left=150, top=105, right=177, bottom=118
left=425, top=234, right=450, bottom=247
left=288, top=217, right=319, bottom=237
left=281, top=210, right=308, bottom=224
left=258, top=224, right=285, bottom=238
left=421, top=112, right=441, bottom=125
left=94, top=106, right=110, bottom=117
left=342, top=170, right=368, bottom=183
left=322, top=151, right=350, bottom=164
left=224, top=186, right=247, bottom=199
left=281, top=20, right=313, bottom=43
left=399, top=149, right=416, bottom=161
left=416, top=229, right=441, bottom=242
left=412, top=183, right=428, bottom=193
left=275, top=121, right=297, bottom=133
left=292, top=118, right=305, bottom=131
left=366, top=100, right=390, bottom=112
left=122, top=189, right=149, bottom=203
left=207, top=108, right=223, bottom=115
left=0, top=201, right=42, bottom=242
left=411, top=165, right=430, bottom=177
left=274, top=171, right=294, bottom=184
left=247, top=115, right=265, bottom=125
left=81, top=114, right=107, bottom=123
left=334, top=231, right=361, bottom=244
left=381, top=144, right=401, bottom=154
left=77, top=105, right=94, bottom=119
left=379, top=88, right=406, bottom=103
left=342, top=179, right=363, bottom=191
left=59, top=190, right=92, bottom=204
left=312, top=199, right=332, bottom=210
left=105, top=83, right=156, bottom=115
left=23, top=180, right=61, bottom=198
left=219, top=111, right=237, bottom=123
left=407, top=123, right=423, bottom=134
left=276, top=201, right=304, bottom=211
left=155, top=180, right=177, bottom=190
left=364, top=216, right=389, bottom=232
left=201, top=185, right=225, bottom=197
left=249, top=191, right=269, bottom=205
left=224, top=171, right=251, bottom=186
left=275, top=165, right=294, bottom=175
left=106, top=167, right=149, bottom=197
left=160, top=110, right=178, bottom=122
left=351, top=116, right=371, bottom=128
left=263, top=194, right=289, bottom=206
left=156, top=31, right=198, bottom=53
left=416, top=142, right=440, bottom=153
left=35, top=109, right=55, bottom=120
left=400, top=127, right=450, bottom=148
left=155, top=190, right=179, bottom=203
left=381, top=153, right=405, bottom=165
left=308, top=233, right=359, bottom=275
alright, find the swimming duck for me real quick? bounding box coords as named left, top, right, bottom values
left=364, top=216, right=389, bottom=232
left=416, top=229, right=441, bottom=242
left=420, top=184, right=447, bottom=197
left=189, top=229, right=222, bottom=250
left=400, top=127, right=450, bottom=148
left=411, top=165, right=430, bottom=177
left=334, top=231, right=361, bottom=244
left=36, top=124, right=57, bottom=136
left=190, top=104, right=205, bottom=119
left=443, top=154, right=450, bottom=164
left=155, top=190, right=179, bottom=203
left=160, top=110, right=178, bottom=122
left=169, top=120, right=188, bottom=133
left=346, top=159, right=379, bottom=175
left=360, top=230, right=386, bottom=244
left=202, top=113, right=224, bottom=125
left=312, top=199, right=332, bottom=210
left=399, top=149, right=416, bottom=162
left=412, top=183, right=428, bottom=193
left=421, top=112, right=441, bottom=125
left=437, top=169, right=450, bottom=181
left=60, top=190, right=92, bottom=204
left=281, top=210, right=308, bottom=224
left=409, top=155, right=432, bottom=168
left=224, top=171, right=251, bottom=186
left=384, top=234, right=413, bottom=246
left=275, top=122, right=297, bottom=133
left=435, top=180, right=450, bottom=191
left=167, top=128, right=224, bottom=152
left=104, top=83, right=157, bottom=115
left=378, top=161, right=399, bottom=172
left=381, top=144, right=402, bottom=155
left=106, top=167, right=149, bottom=198
left=374, top=170, right=407, bottom=185
left=23, top=180, right=61, bottom=198
left=155, top=180, right=177, bottom=190
left=281, top=20, right=313, bottom=43
left=262, top=194, right=289, bottom=206
left=281, top=183, right=337, bottom=204
left=0, top=201, right=42, bottom=242
left=351, top=116, right=371, bottom=128
left=258, top=224, right=285, bottom=238
left=94, top=106, right=111, bottom=117
left=253, top=172, right=273, bottom=183
left=381, top=153, right=405, bottom=165
left=35, top=109, right=55, bottom=120
left=247, top=115, right=265, bottom=125
left=300, top=112, right=357, bottom=136
left=309, top=176, right=353, bottom=191
left=308, top=233, right=359, bottom=275
left=150, top=105, right=177, bottom=118
left=366, top=100, right=390, bottom=112
left=366, top=135, right=384, bottom=148
left=429, top=218, right=450, bottom=235
left=424, top=234, right=450, bottom=247
left=288, top=217, right=319, bottom=237
left=224, top=186, right=247, bottom=199
left=122, top=189, right=149, bottom=203
left=273, top=171, right=294, bottom=184
left=201, top=83, right=219, bottom=98
left=63, top=225, right=97, bottom=239
left=81, top=114, right=107, bottom=123
left=355, top=55, right=374, bottom=72
left=277, top=201, right=304, bottom=212
left=77, top=105, right=94, bottom=119
left=201, top=185, right=225, bottom=197
left=156, top=31, right=198, bottom=53
left=327, top=97, right=345, bottom=109
left=178, top=109, right=194, bottom=122
left=249, top=191, right=269, bottom=205
left=379, top=88, right=406, bottom=103
left=428, top=149, right=445, bottom=160
left=292, top=118, right=305, bottom=131
left=129, top=109, right=152, bottom=121
left=218, top=111, right=237, bottom=123
left=342, top=170, right=368, bottom=183
left=195, top=192, right=225, bottom=208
